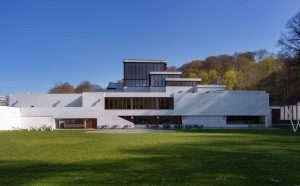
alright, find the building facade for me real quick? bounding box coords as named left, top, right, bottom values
left=0, top=59, right=271, bottom=130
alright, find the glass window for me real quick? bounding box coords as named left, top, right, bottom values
left=128, top=63, right=133, bottom=79
left=105, top=98, right=109, bottom=109
left=120, top=116, right=182, bottom=125
left=105, top=97, right=174, bottom=110
left=143, top=64, right=146, bottom=78
left=226, top=116, right=264, bottom=124
left=124, top=64, right=128, bottom=79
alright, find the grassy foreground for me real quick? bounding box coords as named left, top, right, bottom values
left=0, top=129, right=299, bottom=186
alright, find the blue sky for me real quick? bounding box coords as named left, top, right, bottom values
left=0, top=0, right=299, bottom=94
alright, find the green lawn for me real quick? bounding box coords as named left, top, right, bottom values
left=0, top=129, right=299, bottom=186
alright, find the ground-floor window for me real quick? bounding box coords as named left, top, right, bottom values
left=226, top=116, right=265, bottom=124
left=120, top=116, right=182, bottom=125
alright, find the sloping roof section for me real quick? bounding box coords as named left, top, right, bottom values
left=107, top=82, right=124, bottom=90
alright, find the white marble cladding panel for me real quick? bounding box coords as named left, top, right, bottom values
left=9, top=93, right=82, bottom=107
left=20, top=107, right=99, bottom=118
left=174, top=91, right=269, bottom=116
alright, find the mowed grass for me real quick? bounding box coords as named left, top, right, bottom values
left=0, top=129, right=299, bottom=186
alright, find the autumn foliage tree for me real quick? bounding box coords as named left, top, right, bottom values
left=48, top=82, right=75, bottom=94
left=75, top=81, right=102, bottom=93
left=48, top=81, right=102, bottom=94
left=174, top=11, right=300, bottom=104
left=222, top=70, right=237, bottom=90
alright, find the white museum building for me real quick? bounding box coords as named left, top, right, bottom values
left=0, top=59, right=271, bottom=130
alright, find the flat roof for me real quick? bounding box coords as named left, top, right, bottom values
left=165, top=78, right=202, bottom=81
left=196, top=85, right=226, bottom=88
left=149, top=71, right=182, bottom=75
left=123, top=59, right=167, bottom=64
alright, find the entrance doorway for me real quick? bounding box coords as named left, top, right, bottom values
left=86, top=119, right=97, bottom=129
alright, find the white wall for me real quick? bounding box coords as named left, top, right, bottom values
left=0, top=106, right=20, bottom=130
left=95, top=91, right=269, bottom=117
left=21, top=117, right=55, bottom=129
left=4, top=89, right=270, bottom=129
left=174, top=91, right=269, bottom=116
left=82, top=91, right=269, bottom=127
left=20, top=107, right=99, bottom=118
left=9, top=93, right=82, bottom=107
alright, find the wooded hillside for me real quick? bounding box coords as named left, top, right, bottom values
left=178, top=12, right=300, bottom=105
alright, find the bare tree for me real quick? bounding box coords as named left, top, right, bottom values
left=278, top=12, right=300, bottom=57
left=254, top=49, right=270, bottom=62
left=278, top=11, right=300, bottom=103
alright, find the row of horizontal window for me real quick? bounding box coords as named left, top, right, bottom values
left=166, top=81, right=201, bottom=86
left=124, top=79, right=201, bottom=87
left=150, top=74, right=182, bottom=87
left=105, top=97, right=174, bottom=110
left=124, top=79, right=148, bottom=87
left=226, top=116, right=264, bottom=124
left=121, top=116, right=182, bottom=124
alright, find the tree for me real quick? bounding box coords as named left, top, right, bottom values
left=278, top=12, right=300, bottom=56
left=166, top=66, right=177, bottom=72
left=278, top=11, right=300, bottom=102
left=254, top=49, right=270, bottom=62
left=199, top=72, right=209, bottom=84
left=207, top=69, right=219, bottom=84
left=48, top=81, right=102, bottom=94
left=179, top=60, right=203, bottom=77
left=222, top=70, right=237, bottom=90
left=116, top=79, right=124, bottom=85
left=187, top=72, right=198, bottom=78
left=235, top=71, right=246, bottom=90
left=48, top=82, right=75, bottom=93
left=75, top=81, right=102, bottom=93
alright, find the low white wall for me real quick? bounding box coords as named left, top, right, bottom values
left=21, top=117, right=55, bottom=129
left=0, top=106, right=21, bottom=130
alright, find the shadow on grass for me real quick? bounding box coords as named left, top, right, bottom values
left=0, top=135, right=299, bottom=186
